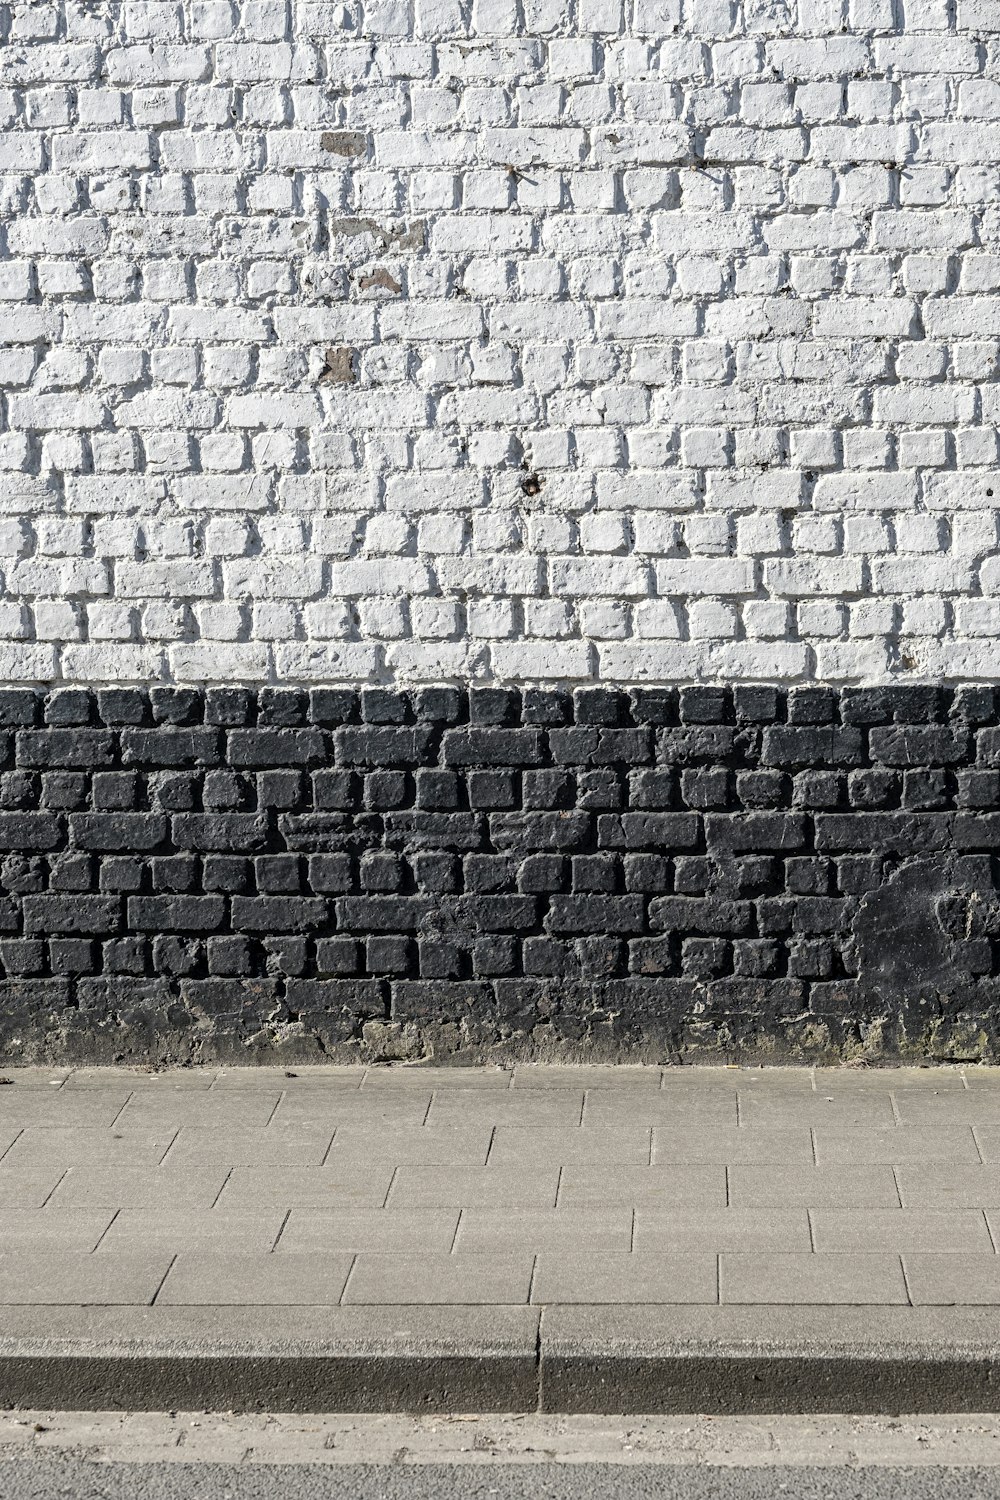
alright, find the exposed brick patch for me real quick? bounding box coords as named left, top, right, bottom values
left=0, top=685, right=995, bottom=1066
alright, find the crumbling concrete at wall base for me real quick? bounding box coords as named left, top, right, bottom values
left=0, top=682, right=999, bottom=1067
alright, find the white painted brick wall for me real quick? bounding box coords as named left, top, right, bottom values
left=1, top=0, right=999, bottom=685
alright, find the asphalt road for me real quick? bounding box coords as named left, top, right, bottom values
left=1, top=1463, right=999, bottom=1500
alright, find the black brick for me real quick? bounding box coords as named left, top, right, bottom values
left=869, top=726, right=967, bottom=766
left=490, top=812, right=590, bottom=851
left=17, top=730, right=114, bottom=769
left=335, top=896, right=431, bottom=930
left=259, top=688, right=307, bottom=726
left=228, top=729, right=325, bottom=767
left=547, top=895, right=645, bottom=934
left=442, top=728, right=544, bottom=766
left=0, top=813, right=61, bottom=851
left=97, top=689, right=148, bottom=726
left=335, top=726, right=433, bottom=765
left=649, top=896, right=753, bottom=935
left=205, top=688, right=254, bottom=726
left=815, top=813, right=953, bottom=852
left=129, top=896, right=225, bottom=930
left=172, top=814, right=269, bottom=852
left=309, top=688, right=357, bottom=725
left=0, top=691, right=38, bottom=727
left=361, top=689, right=408, bottom=724
left=597, top=813, right=700, bottom=849
left=549, top=728, right=652, bottom=766
left=231, top=896, right=326, bottom=931
left=522, top=688, right=570, bottom=726
left=762, top=726, right=863, bottom=766
left=23, top=895, right=121, bottom=934
left=121, top=728, right=221, bottom=767
left=45, top=689, right=93, bottom=726
left=70, top=814, right=167, bottom=851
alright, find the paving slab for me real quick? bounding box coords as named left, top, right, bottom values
left=532, top=1253, right=717, bottom=1305
left=50, top=1166, right=231, bottom=1210
left=218, top=1166, right=395, bottom=1209
left=342, top=1253, right=535, bottom=1305
left=652, top=1127, right=814, bottom=1165
left=895, top=1165, right=1000, bottom=1208
left=556, top=1165, right=727, bottom=1208
left=278, top=1210, right=459, bottom=1254
left=454, top=1209, right=632, bottom=1254
left=720, top=1253, right=910, bottom=1305
left=811, top=1209, right=993, bottom=1253
left=633, top=1208, right=811, bottom=1253
left=728, top=1165, right=900, bottom=1208
left=158, top=1253, right=356, bottom=1306
left=96, top=1211, right=287, bottom=1254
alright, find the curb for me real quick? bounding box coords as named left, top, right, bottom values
left=1, top=1307, right=1000, bottom=1414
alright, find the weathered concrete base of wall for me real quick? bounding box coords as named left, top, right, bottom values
left=0, top=682, right=998, bottom=1067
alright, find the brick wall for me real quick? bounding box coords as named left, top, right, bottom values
left=1, top=0, right=998, bottom=685
left=0, top=683, right=994, bottom=1066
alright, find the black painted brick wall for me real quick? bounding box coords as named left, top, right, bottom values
left=0, top=681, right=998, bottom=1064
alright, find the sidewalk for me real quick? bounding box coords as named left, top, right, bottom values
left=1, top=1062, right=1000, bottom=1412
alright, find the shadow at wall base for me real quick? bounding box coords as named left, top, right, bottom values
left=0, top=681, right=998, bottom=1065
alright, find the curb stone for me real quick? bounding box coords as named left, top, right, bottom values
left=1, top=1307, right=1000, bottom=1414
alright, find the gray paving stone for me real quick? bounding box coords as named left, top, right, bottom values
left=454, top=1209, right=632, bottom=1254
left=969, top=1128, right=1000, bottom=1164
left=115, top=1097, right=280, bottom=1130
left=812, top=1208, right=993, bottom=1252
left=272, top=1096, right=432, bottom=1128
left=532, top=1252, right=718, bottom=1305
left=488, top=1128, right=651, bottom=1166
left=720, top=1253, right=909, bottom=1305
left=512, top=1067, right=662, bottom=1090
left=4, top=1128, right=172, bottom=1166
left=278, top=1209, right=459, bottom=1254
left=164, top=1127, right=334, bottom=1166
left=427, top=1094, right=584, bottom=1128
left=738, top=1094, right=895, bottom=1126
left=816, top=1069, right=968, bottom=1091
left=343, top=1253, right=534, bottom=1305
left=904, top=1253, right=1000, bottom=1306
left=894, top=1096, right=1000, bottom=1125
left=218, top=1166, right=395, bottom=1209
left=0, top=1070, right=70, bottom=1090
left=895, top=1165, right=1000, bottom=1208
left=97, top=1211, right=287, bottom=1253
left=662, top=1069, right=816, bottom=1094
left=49, top=1166, right=230, bottom=1210
left=814, top=1127, right=981, bottom=1165
left=960, top=1070, right=1000, bottom=1091
left=557, top=1165, right=727, bottom=1208
left=64, top=1070, right=214, bottom=1091
left=0, top=1165, right=67, bottom=1208
left=728, top=1165, right=900, bottom=1208
left=633, top=1208, right=811, bottom=1253
left=212, top=1068, right=363, bottom=1092
left=157, top=1252, right=355, bottom=1306
left=0, top=1094, right=131, bottom=1126
left=327, top=1128, right=493, bottom=1167
left=652, top=1127, right=813, bottom=1165
left=361, top=1069, right=512, bottom=1091
left=0, top=1209, right=113, bottom=1252
left=582, top=1094, right=738, bottom=1127
left=0, top=1252, right=171, bottom=1305
left=387, top=1166, right=561, bottom=1209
